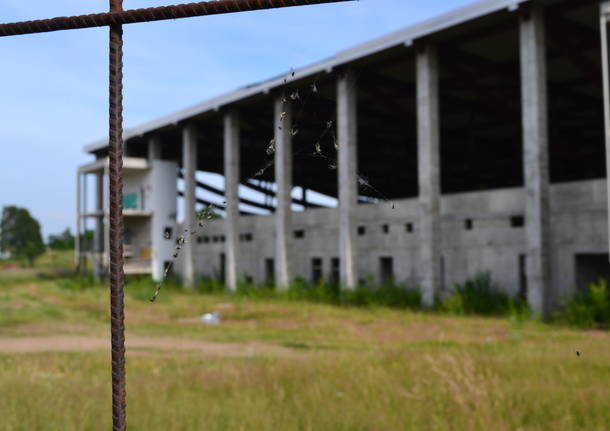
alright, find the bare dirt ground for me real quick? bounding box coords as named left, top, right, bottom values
left=0, top=335, right=297, bottom=357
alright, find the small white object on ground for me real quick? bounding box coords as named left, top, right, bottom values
left=200, top=311, right=220, bottom=325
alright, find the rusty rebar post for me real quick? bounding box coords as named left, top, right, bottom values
left=108, top=0, right=126, bottom=430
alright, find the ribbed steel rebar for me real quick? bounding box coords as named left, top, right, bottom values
left=0, top=0, right=352, bottom=37
left=108, top=0, right=126, bottom=430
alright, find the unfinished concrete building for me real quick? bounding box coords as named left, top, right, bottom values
left=76, top=0, right=610, bottom=315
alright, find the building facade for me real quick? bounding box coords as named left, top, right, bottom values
left=77, top=0, right=610, bottom=315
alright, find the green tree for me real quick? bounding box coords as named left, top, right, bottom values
left=0, top=206, right=46, bottom=266
left=48, top=228, right=75, bottom=250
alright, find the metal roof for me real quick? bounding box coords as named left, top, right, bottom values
left=84, top=0, right=527, bottom=154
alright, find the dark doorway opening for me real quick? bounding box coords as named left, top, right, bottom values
left=575, top=254, right=610, bottom=291
left=519, top=254, right=527, bottom=300
left=379, top=256, right=394, bottom=285
left=330, top=257, right=340, bottom=284
left=219, top=253, right=225, bottom=284
left=311, top=257, right=323, bottom=283
left=265, top=258, right=275, bottom=285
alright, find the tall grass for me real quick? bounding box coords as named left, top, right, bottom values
left=198, top=273, right=530, bottom=317
left=29, top=253, right=610, bottom=330
left=437, top=272, right=529, bottom=317
left=554, top=279, right=610, bottom=329
left=225, top=278, right=423, bottom=310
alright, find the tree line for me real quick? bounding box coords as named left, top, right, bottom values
left=0, top=205, right=88, bottom=266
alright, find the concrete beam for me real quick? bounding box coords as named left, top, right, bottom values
left=177, top=171, right=274, bottom=212
left=520, top=5, right=551, bottom=316
left=244, top=179, right=324, bottom=208
left=274, top=96, right=293, bottom=289
left=417, top=43, right=442, bottom=306
left=337, top=70, right=358, bottom=289
left=224, top=110, right=240, bottom=291
left=182, top=124, right=198, bottom=287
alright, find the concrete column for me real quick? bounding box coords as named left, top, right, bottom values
left=417, top=43, right=442, bottom=307
left=103, top=165, right=110, bottom=269
left=82, top=173, right=88, bottom=260
left=148, top=135, right=160, bottom=281
left=148, top=135, right=162, bottom=162
left=274, top=96, right=293, bottom=289
left=520, top=5, right=550, bottom=316
left=94, top=171, right=104, bottom=279
left=75, top=171, right=81, bottom=268
left=224, top=110, right=240, bottom=291
left=182, top=124, right=198, bottom=287
left=302, top=187, right=308, bottom=209
left=148, top=135, right=178, bottom=282
left=337, top=70, right=358, bottom=289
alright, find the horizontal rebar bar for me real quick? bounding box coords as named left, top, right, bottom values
left=0, top=0, right=353, bottom=37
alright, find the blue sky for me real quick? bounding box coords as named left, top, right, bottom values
left=0, top=0, right=474, bottom=238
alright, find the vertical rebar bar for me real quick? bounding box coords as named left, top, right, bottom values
left=108, top=0, right=126, bottom=430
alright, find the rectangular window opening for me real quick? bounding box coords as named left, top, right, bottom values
left=511, top=215, right=525, bottom=228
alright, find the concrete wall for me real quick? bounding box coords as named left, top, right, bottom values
left=179, top=179, right=607, bottom=304
left=549, top=180, right=608, bottom=307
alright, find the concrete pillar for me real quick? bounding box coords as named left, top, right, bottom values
left=274, top=96, right=293, bottom=289
left=182, top=124, right=198, bottom=287
left=417, top=43, right=442, bottom=307
left=82, top=173, right=88, bottom=261
left=302, top=187, right=308, bottom=209
left=148, top=136, right=178, bottom=282
left=93, top=171, right=104, bottom=279
left=520, top=5, right=550, bottom=316
left=75, top=171, right=81, bottom=268
left=224, top=110, right=240, bottom=291
left=337, top=70, right=358, bottom=289
left=103, top=165, right=110, bottom=269
left=148, top=135, right=162, bottom=162
left=149, top=135, right=160, bottom=281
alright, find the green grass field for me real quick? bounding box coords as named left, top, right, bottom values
left=1, top=251, right=609, bottom=430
